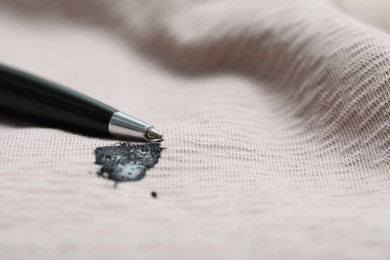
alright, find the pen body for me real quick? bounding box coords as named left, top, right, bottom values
left=0, top=64, right=117, bottom=137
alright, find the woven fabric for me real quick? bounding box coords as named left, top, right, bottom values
left=0, top=0, right=389, bottom=259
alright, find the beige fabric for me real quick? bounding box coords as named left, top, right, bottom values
left=0, top=0, right=389, bottom=259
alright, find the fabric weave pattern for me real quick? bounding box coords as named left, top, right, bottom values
left=0, top=0, right=389, bottom=259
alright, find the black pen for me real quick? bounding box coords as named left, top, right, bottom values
left=0, top=63, right=163, bottom=141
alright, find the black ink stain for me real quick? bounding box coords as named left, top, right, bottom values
left=94, top=142, right=163, bottom=183
left=151, top=191, right=158, bottom=198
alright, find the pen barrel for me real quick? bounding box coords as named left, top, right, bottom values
left=0, top=64, right=117, bottom=137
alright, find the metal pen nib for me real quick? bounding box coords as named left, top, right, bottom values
left=109, top=112, right=163, bottom=141
left=146, top=128, right=163, bottom=140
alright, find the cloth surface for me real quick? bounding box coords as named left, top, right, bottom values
left=0, top=0, right=389, bottom=259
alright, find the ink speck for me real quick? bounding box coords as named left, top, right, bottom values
left=94, top=142, right=163, bottom=183
left=151, top=191, right=158, bottom=198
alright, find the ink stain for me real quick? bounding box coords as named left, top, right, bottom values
left=94, top=142, right=163, bottom=183
left=151, top=191, right=158, bottom=198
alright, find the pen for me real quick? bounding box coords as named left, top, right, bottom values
left=0, top=63, right=163, bottom=142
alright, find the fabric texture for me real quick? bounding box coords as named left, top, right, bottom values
left=0, top=0, right=389, bottom=259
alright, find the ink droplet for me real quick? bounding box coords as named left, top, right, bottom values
left=94, top=142, right=163, bottom=183
left=151, top=191, right=158, bottom=198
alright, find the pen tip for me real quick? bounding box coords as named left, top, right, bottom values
left=146, top=128, right=163, bottom=140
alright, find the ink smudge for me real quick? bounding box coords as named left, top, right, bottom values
left=94, top=142, right=163, bottom=183
left=151, top=191, right=158, bottom=198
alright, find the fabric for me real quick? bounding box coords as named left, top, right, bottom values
left=0, top=0, right=389, bottom=259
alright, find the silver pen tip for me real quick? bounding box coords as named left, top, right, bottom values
left=146, top=128, right=163, bottom=140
